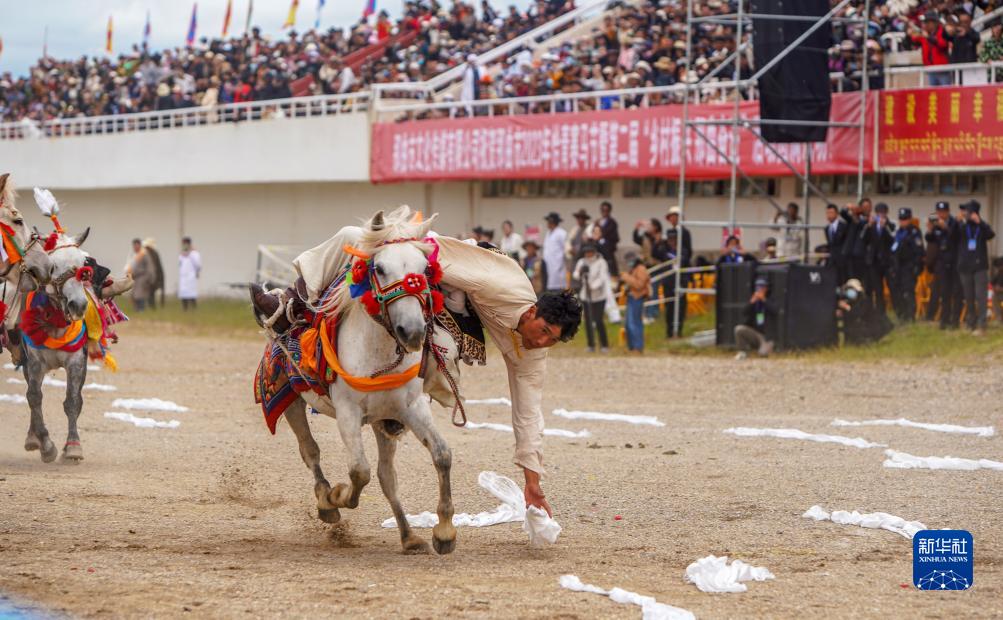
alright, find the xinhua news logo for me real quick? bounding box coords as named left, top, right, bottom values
left=913, top=530, right=973, bottom=591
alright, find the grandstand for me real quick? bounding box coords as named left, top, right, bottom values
left=1, top=0, right=1001, bottom=295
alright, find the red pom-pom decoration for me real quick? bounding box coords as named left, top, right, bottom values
left=402, top=272, right=427, bottom=295
left=75, top=266, right=94, bottom=282
left=426, top=260, right=443, bottom=285
left=351, top=259, right=368, bottom=284
left=431, top=290, right=444, bottom=315
left=0, top=300, right=7, bottom=322
left=43, top=232, right=59, bottom=252
left=361, top=290, right=381, bottom=316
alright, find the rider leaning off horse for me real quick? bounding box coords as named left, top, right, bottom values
left=251, top=221, right=583, bottom=516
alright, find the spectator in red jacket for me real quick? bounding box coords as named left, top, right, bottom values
left=909, top=11, right=951, bottom=86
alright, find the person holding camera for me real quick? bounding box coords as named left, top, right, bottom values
left=620, top=250, right=651, bottom=353
left=837, top=278, right=893, bottom=345
left=865, top=202, right=895, bottom=311
left=888, top=208, right=925, bottom=322
left=573, top=242, right=610, bottom=352
left=734, top=277, right=775, bottom=360
left=956, top=199, right=995, bottom=335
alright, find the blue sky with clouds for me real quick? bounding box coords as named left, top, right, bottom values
left=0, top=0, right=535, bottom=79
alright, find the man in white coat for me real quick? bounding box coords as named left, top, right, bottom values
left=178, top=236, right=202, bottom=310
left=543, top=212, right=568, bottom=292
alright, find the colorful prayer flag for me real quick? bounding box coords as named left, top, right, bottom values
left=363, top=0, right=376, bottom=18
left=222, top=0, right=233, bottom=37
left=245, top=0, right=254, bottom=33
left=315, top=0, right=326, bottom=29
left=283, top=0, right=300, bottom=29
left=186, top=3, right=198, bottom=47
left=106, top=16, right=113, bottom=53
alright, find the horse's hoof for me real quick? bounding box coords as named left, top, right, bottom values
left=432, top=536, right=456, bottom=555
left=62, top=442, right=83, bottom=462
left=402, top=535, right=431, bottom=555
left=318, top=508, right=341, bottom=523
left=40, top=440, right=58, bottom=463
left=24, top=434, right=41, bottom=452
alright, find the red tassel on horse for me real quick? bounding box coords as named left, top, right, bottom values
left=361, top=290, right=381, bottom=316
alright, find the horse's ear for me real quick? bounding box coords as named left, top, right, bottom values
left=419, top=213, right=438, bottom=238
left=370, top=210, right=385, bottom=231
left=73, top=227, right=90, bottom=247
left=0, top=173, right=8, bottom=195
left=32, top=225, right=41, bottom=237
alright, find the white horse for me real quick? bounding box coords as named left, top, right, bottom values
left=265, top=207, right=459, bottom=555
left=20, top=226, right=92, bottom=462
left=0, top=173, right=52, bottom=311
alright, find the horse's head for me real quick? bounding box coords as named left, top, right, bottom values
left=0, top=173, right=50, bottom=288
left=46, top=228, right=91, bottom=321
left=361, top=208, right=438, bottom=353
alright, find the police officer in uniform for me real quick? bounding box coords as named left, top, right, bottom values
left=866, top=202, right=895, bottom=312
left=926, top=201, right=962, bottom=328
left=888, top=207, right=925, bottom=322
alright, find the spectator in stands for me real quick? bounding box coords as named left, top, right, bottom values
left=620, top=250, right=651, bottom=354
left=178, top=236, right=202, bottom=311
left=461, top=54, right=481, bottom=115
left=565, top=209, right=592, bottom=266
left=595, top=201, right=620, bottom=275
left=734, top=277, right=775, bottom=360
left=543, top=211, right=567, bottom=292
left=573, top=242, right=610, bottom=353
left=947, top=11, right=980, bottom=64
left=499, top=220, right=523, bottom=261
left=824, top=203, right=849, bottom=283
left=956, top=199, right=995, bottom=335
left=909, top=11, right=951, bottom=86
left=521, top=239, right=547, bottom=296
left=979, top=18, right=1003, bottom=65
left=773, top=202, right=804, bottom=259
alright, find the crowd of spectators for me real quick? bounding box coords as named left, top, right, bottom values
left=0, top=0, right=573, bottom=123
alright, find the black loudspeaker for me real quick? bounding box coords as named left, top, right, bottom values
left=715, top=262, right=755, bottom=347
left=783, top=264, right=838, bottom=350
left=751, top=0, right=832, bottom=143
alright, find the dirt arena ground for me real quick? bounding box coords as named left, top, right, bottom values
left=0, top=322, right=1000, bottom=618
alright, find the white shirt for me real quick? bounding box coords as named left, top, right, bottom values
left=337, top=67, right=356, bottom=94
left=543, top=227, right=567, bottom=290
left=178, top=250, right=202, bottom=299
left=500, top=231, right=524, bottom=259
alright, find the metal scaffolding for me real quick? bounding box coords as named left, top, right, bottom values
left=671, top=0, right=872, bottom=336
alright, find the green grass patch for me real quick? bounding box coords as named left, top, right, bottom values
left=116, top=296, right=259, bottom=338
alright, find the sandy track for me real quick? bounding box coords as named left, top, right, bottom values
left=0, top=323, right=1000, bottom=618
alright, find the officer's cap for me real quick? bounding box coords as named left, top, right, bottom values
left=875, top=202, right=889, bottom=213
left=898, top=207, right=913, bottom=220
left=961, top=199, right=981, bottom=214
left=935, top=201, right=950, bottom=211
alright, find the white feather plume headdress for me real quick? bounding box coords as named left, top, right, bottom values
left=33, top=187, right=64, bottom=233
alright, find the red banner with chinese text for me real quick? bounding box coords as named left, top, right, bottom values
left=879, top=85, right=1003, bottom=169
left=371, top=93, right=875, bottom=183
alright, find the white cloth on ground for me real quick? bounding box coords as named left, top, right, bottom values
left=831, top=418, right=994, bottom=437
left=464, top=420, right=590, bottom=439
left=684, top=555, right=775, bottom=593
left=110, top=398, right=189, bottom=412
left=882, top=449, right=1003, bottom=471
left=802, top=505, right=926, bottom=539
left=104, top=412, right=180, bottom=429
left=559, top=575, right=695, bottom=620
left=553, top=408, right=665, bottom=427
left=723, top=427, right=885, bottom=449
left=381, top=471, right=561, bottom=546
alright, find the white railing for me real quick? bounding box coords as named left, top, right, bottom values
left=884, top=61, right=1003, bottom=88
left=0, top=91, right=370, bottom=141
left=371, top=0, right=612, bottom=99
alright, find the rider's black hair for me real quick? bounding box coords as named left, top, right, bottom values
left=535, top=290, right=582, bottom=342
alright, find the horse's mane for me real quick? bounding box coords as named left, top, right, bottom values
left=314, top=205, right=436, bottom=318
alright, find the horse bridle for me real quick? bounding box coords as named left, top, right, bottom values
left=45, top=243, right=92, bottom=319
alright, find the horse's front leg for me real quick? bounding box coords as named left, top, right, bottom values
left=327, top=395, right=371, bottom=510
left=24, top=358, right=57, bottom=463
left=374, top=423, right=430, bottom=554
left=405, top=396, right=456, bottom=555
left=61, top=351, right=87, bottom=461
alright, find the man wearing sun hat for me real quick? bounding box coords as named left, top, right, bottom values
left=664, top=205, right=692, bottom=338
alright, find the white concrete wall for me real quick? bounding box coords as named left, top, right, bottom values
left=0, top=113, right=371, bottom=189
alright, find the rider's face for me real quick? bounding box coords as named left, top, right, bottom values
left=518, top=306, right=562, bottom=350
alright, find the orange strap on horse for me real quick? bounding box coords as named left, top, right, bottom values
left=319, top=317, right=420, bottom=392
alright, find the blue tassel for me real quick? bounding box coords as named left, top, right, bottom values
left=349, top=282, right=370, bottom=299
